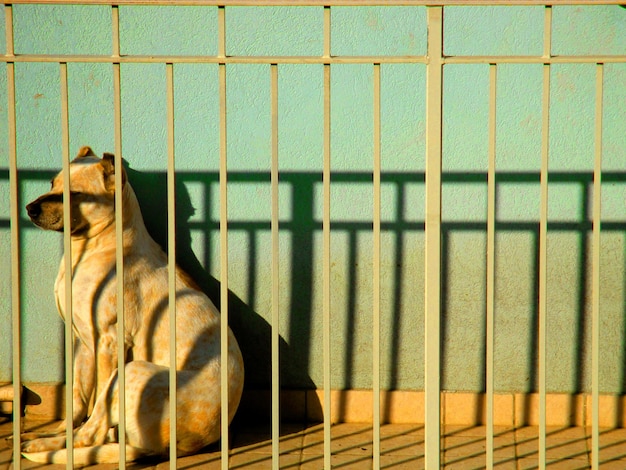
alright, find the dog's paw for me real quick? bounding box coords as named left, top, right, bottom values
left=21, top=435, right=67, bottom=453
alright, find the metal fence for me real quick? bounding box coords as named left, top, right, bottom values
left=4, top=1, right=625, bottom=469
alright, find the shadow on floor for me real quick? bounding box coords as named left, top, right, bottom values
left=4, top=415, right=626, bottom=469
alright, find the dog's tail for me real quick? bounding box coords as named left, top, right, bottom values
left=23, top=443, right=149, bottom=465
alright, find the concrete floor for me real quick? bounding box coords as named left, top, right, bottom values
left=2, top=417, right=626, bottom=469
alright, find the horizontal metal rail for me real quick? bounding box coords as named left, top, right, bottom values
left=1, top=54, right=625, bottom=65
left=1, top=0, right=624, bottom=5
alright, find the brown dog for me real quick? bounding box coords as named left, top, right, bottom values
left=22, top=147, right=244, bottom=464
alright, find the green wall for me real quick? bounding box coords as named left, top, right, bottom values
left=1, top=4, right=625, bottom=394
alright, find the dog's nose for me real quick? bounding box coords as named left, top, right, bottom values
left=26, top=202, right=41, bottom=219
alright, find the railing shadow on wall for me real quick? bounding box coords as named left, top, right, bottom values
left=126, top=166, right=626, bottom=428
left=440, top=171, right=626, bottom=427
left=2, top=167, right=626, bottom=428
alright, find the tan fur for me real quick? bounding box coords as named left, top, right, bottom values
left=23, top=147, right=244, bottom=465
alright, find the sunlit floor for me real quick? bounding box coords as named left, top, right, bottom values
left=2, top=417, right=626, bottom=469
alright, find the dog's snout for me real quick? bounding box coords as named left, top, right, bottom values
left=26, top=201, right=41, bottom=219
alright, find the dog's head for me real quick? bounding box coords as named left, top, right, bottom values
left=26, top=146, right=126, bottom=238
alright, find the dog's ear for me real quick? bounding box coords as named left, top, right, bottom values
left=76, top=146, right=96, bottom=158
left=101, top=153, right=127, bottom=192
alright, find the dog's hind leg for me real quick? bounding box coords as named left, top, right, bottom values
left=22, top=361, right=212, bottom=461
left=58, top=361, right=172, bottom=454
left=76, top=361, right=220, bottom=456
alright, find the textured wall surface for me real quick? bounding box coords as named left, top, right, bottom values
left=0, top=5, right=625, bottom=394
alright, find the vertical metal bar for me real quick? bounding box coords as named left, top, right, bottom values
left=323, top=5, right=331, bottom=62
left=60, top=62, right=74, bottom=470
left=538, top=69, right=549, bottom=470
left=323, top=6, right=332, bottom=469
left=372, top=63, right=381, bottom=470
left=6, top=5, right=21, bottom=469
left=590, top=63, right=604, bottom=470
left=111, top=5, right=126, bottom=467
left=3, top=4, right=13, bottom=57
left=111, top=0, right=121, bottom=155
left=270, top=63, right=280, bottom=470
left=425, top=6, right=443, bottom=469
left=218, top=7, right=229, bottom=469
left=486, top=63, right=497, bottom=470
left=538, top=7, right=552, bottom=470
left=218, top=5, right=226, bottom=60
left=166, top=62, right=178, bottom=469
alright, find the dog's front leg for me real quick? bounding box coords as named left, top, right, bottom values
left=94, top=327, right=124, bottom=397
left=69, top=338, right=96, bottom=427
left=20, top=340, right=94, bottom=442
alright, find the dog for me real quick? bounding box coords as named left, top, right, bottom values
left=22, top=146, right=244, bottom=465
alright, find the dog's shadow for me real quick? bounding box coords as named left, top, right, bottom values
left=127, top=167, right=322, bottom=440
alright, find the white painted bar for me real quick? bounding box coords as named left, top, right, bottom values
left=425, top=6, right=443, bottom=469
left=166, top=62, right=178, bottom=469
left=322, top=67, right=333, bottom=470
left=322, top=6, right=332, bottom=469
left=1, top=0, right=623, bottom=6
left=486, top=63, right=497, bottom=470
left=60, top=62, right=75, bottom=469
left=270, top=63, right=281, bottom=470
left=372, top=62, right=381, bottom=470
left=538, top=7, right=552, bottom=469
left=112, top=5, right=127, bottom=466
left=6, top=5, right=21, bottom=468
left=537, top=67, right=550, bottom=470
left=218, top=7, right=230, bottom=469
left=591, top=63, right=604, bottom=470
left=4, top=54, right=626, bottom=66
